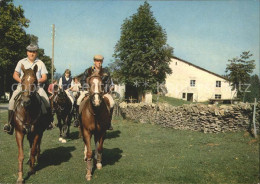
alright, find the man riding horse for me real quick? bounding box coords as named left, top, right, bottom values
left=77, top=54, right=114, bottom=130
left=3, top=44, right=53, bottom=134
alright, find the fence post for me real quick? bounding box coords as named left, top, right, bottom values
left=252, top=98, right=258, bottom=138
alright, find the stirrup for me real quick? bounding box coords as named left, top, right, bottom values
left=3, top=124, right=14, bottom=135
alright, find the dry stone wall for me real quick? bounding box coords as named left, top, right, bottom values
left=119, top=102, right=260, bottom=133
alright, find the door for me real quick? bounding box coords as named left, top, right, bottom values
left=187, top=93, right=193, bottom=102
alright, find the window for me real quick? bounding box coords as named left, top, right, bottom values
left=175, top=62, right=178, bottom=65
left=216, top=81, right=221, bottom=87
left=215, top=94, right=221, bottom=99
left=182, top=93, right=186, bottom=99
left=190, top=80, right=196, bottom=87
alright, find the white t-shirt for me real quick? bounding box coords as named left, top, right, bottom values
left=15, top=57, right=48, bottom=80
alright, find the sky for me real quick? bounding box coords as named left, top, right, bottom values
left=13, top=0, right=260, bottom=77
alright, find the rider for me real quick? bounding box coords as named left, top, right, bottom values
left=58, top=69, right=75, bottom=105
left=69, top=77, right=81, bottom=100
left=77, top=54, right=114, bottom=130
left=3, top=44, right=53, bottom=134
left=48, top=79, right=58, bottom=99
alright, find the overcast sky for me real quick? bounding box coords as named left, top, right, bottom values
left=14, top=0, right=259, bottom=77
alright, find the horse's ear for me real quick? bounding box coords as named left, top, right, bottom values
left=21, top=64, right=25, bottom=73
left=33, top=65, right=38, bottom=74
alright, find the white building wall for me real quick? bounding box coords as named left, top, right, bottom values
left=165, top=58, right=236, bottom=102
left=114, top=84, right=125, bottom=99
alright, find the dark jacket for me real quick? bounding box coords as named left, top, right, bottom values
left=81, top=66, right=113, bottom=93
left=61, top=76, right=73, bottom=90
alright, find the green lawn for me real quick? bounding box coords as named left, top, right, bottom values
left=0, top=112, right=259, bottom=183
left=152, top=95, right=194, bottom=106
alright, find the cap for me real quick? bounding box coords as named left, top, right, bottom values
left=26, top=44, right=38, bottom=52
left=93, top=55, right=104, bottom=61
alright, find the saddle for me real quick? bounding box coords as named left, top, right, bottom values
left=78, top=94, right=112, bottom=115
left=79, top=97, right=88, bottom=114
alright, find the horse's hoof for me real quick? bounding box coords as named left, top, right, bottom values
left=96, top=163, right=102, bottom=170
left=16, top=179, right=24, bottom=184
left=59, top=137, right=63, bottom=142
left=85, top=174, right=92, bottom=181
left=61, top=139, right=67, bottom=143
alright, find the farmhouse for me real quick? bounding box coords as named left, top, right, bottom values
left=165, top=56, right=236, bottom=102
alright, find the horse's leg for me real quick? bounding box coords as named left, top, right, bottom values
left=27, top=134, right=33, bottom=165
left=67, top=114, right=72, bottom=137
left=15, top=131, right=24, bottom=183
left=35, top=133, right=43, bottom=165
left=57, top=116, right=63, bottom=142
left=61, top=117, right=67, bottom=143
left=82, top=129, right=92, bottom=181
left=29, top=134, right=40, bottom=175
left=94, top=132, right=105, bottom=170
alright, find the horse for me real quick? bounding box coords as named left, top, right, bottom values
left=53, top=86, right=73, bottom=143
left=72, top=90, right=81, bottom=128
left=13, top=64, right=50, bottom=183
left=80, top=72, right=111, bottom=181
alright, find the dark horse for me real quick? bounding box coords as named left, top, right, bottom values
left=14, top=64, right=49, bottom=183
left=53, top=86, right=73, bottom=143
left=80, top=72, right=111, bottom=181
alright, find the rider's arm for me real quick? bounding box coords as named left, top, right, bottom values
left=109, top=78, right=115, bottom=92
left=38, top=74, right=47, bottom=84
left=58, top=78, right=63, bottom=89
left=48, top=84, right=53, bottom=94
left=13, top=71, right=21, bottom=83
left=80, top=69, right=88, bottom=86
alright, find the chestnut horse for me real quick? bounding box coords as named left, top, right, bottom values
left=53, top=87, right=73, bottom=143
left=80, top=72, right=111, bottom=181
left=14, top=64, right=49, bottom=183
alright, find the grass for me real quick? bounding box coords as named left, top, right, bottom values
left=0, top=112, right=259, bottom=183
left=152, top=94, right=194, bottom=106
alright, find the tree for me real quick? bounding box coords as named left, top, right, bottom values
left=225, top=51, right=256, bottom=99
left=113, top=1, right=173, bottom=97
left=0, top=1, right=54, bottom=95
left=0, top=0, right=30, bottom=95
left=244, top=75, right=260, bottom=103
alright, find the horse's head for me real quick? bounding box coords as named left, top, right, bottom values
left=88, top=72, right=104, bottom=107
left=56, top=87, right=68, bottom=104
left=20, top=64, right=38, bottom=108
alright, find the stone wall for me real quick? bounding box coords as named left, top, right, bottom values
left=119, top=102, right=260, bottom=133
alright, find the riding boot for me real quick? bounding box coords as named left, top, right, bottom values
left=3, top=110, right=14, bottom=135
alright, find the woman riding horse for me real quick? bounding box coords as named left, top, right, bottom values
left=58, top=69, right=75, bottom=105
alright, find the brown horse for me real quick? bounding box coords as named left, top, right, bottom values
left=80, top=72, right=111, bottom=181
left=14, top=64, right=49, bottom=183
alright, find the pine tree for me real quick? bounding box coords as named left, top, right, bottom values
left=113, top=1, right=173, bottom=95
